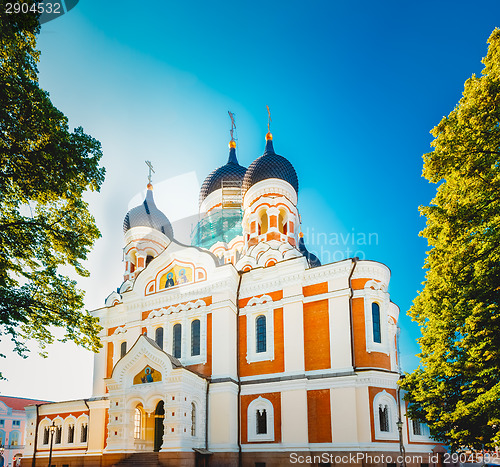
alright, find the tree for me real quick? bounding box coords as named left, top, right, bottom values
left=401, top=29, right=500, bottom=451
left=0, top=2, right=105, bottom=372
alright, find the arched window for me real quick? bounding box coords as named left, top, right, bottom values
left=278, top=209, right=287, bottom=234
left=256, top=409, right=267, bottom=434
left=173, top=323, right=182, bottom=358
left=258, top=210, right=268, bottom=235
left=247, top=397, right=274, bottom=442
left=134, top=407, right=142, bottom=439
left=80, top=423, right=88, bottom=443
left=191, top=320, right=200, bottom=356
left=191, top=403, right=196, bottom=436
left=379, top=404, right=389, bottom=432
left=256, top=315, right=266, bottom=353
left=146, top=254, right=154, bottom=266
left=42, top=427, right=49, bottom=445
left=0, top=429, right=4, bottom=446
left=67, top=425, right=75, bottom=443
left=373, top=391, right=398, bottom=440
left=55, top=425, right=62, bottom=444
left=155, top=327, right=164, bottom=350
left=372, top=302, right=381, bottom=343
left=120, top=341, right=127, bottom=358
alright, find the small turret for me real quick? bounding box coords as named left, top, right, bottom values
left=122, top=165, right=173, bottom=282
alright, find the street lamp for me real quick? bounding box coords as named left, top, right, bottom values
left=47, top=422, right=56, bottom=467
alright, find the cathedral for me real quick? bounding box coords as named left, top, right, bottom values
left=22, top=124, right=439, bottom=466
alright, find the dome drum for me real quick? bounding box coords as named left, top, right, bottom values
left=191, top=208, right=243, bottom=250
left=197, top=132, right=305, bottom=270
left=243, top=202, right=299, bottom=252
left=242, top=178, right=298, bottom=211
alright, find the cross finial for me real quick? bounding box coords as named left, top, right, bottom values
left=266, top=105, right=272, bottom=133
left=145, top=160, right=155, bottom=184
left=228, top=111, right=236, bottom=142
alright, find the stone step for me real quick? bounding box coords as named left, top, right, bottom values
left=113, top=452, right=160, bottom=466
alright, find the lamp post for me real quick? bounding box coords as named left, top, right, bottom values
left=397, top=375, right=407, bottom=467
left=47, top=422, right=56, bottom=467
left=396, top=419, right=406, bottom=467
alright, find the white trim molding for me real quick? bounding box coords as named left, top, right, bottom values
left=245, top=304, right=274, bottom=364
left=247, top=396, right=275, bottom=442
left=373, top=390, right=398, bottom=441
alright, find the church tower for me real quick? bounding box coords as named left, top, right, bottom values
left=192, top=112, right=247, bottom=265
left=122, top=183, right=173, bottom=283
left=236, top=130, right=319, bottom=270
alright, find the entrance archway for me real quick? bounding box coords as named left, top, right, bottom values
left=154, top=400, right=165, bottom=452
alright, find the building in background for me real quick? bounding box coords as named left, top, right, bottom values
left=0, top=396, right=49, bottom=467
left=22, top=127, right=439, bottom=466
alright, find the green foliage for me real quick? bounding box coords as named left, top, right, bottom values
left=401, top=29, right=500, bottom=450
left=0, top=1, right=105, bottom=372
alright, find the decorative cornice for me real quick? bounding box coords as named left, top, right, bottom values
left=243, top=294, right=273, bottom=309
left=364, top=278, right=388, bottom=292
left=353, top=260, right=391, bottom=284
left=302, top=259, right=353, bottom=286
left=122, top=277, right=236, bottom=312
left=112, top=326, right=127, bottom=336
left=105, top=291, right=122, bottom=308
left=241, top=239, right=300, bottom=263
left=146, top=299, right=207, bottom=320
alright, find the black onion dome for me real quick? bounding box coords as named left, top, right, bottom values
left=123, top=185, right=173, bottom=238
left=242, top=136, right=299, bottom=194
left=199, top=145, right=247, bottom=205
left=298, top=234, right=321, bottom=268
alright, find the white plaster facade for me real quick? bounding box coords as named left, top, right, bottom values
left=21, top=133, right=440, bottom=467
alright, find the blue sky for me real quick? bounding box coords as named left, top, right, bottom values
left=1, top=0, right=499, bottom=401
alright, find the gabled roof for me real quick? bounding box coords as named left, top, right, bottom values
left=0, top=395, right=51, bottom=410
left=108, top=333, right=208, bottom=385
left=142, top=335, right=183, bottom=369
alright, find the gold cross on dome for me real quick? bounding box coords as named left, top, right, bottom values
left=145, top=160, right=155, bottom=184
left=266, top=105, right=272, bottom=132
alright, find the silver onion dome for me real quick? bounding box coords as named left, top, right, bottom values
left=123, top=184, right=173, bottom=238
